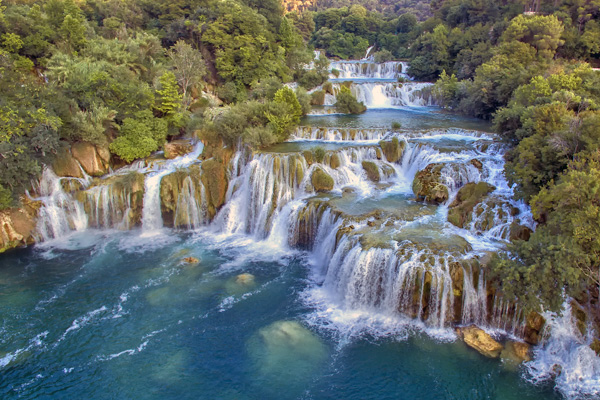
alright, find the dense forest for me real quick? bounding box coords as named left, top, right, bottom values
left=1, top=0, right=599, bottom=317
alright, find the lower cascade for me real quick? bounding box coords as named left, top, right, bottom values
left=2, top=128, right=597, bottom=398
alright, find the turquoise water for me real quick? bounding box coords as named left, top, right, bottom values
left=0, top=229, right=560, bottom=399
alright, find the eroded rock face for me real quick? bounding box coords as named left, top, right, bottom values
left=52, top=147, right=84, bottom=178
left=412, top=163, right=449, bottom=205
left=524, top=312, right=546, bottom=345
left=0, top=199, right=40, bottom=253
left=165, top=141, right=194, bottom=159
left=447, top=182, right=496, bottom=228
left=311, top=167, right=334, bottom=192
left=379, top=137, right=405, bottom=163
left=71, top=142, right=111, bottom=177
left=201, top=159, right=228, bottom=218
left=457, top=325, right=503, bottom=358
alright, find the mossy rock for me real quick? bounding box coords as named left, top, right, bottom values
left=379, top=137, right=405, bottom=163
left=509, top=222, right=532, bottom=242
left=470, top=159, right=483, bottom=170
left=361, top=161, right=380, bottom=182
left=310, top=90, right=326, bottom=106
left=323, top=81, right=334, bottom=95
left=311, top=168, right=334, bottom=192
left=591, top=339, right=600, bottom=357
left=330, top=153, right=341, bottom=169
left=412, top=163, right=449, bottom=205
left=201, top=159, right=228, bottom=217
left=447, top=182, right=496, bottom=228
left=303, top=150, right=314, bottom=166
left=52, top=147, right=84, bottom=178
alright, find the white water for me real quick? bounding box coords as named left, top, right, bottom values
left=323, top=82, right=434, bottom=108
left=526, top=302, right=600, bottom=399
left=33, top=168, right=89, bottom=241
left=330, top=61, right=409, bottom=80
left=140, top=142, right=204, bottom=236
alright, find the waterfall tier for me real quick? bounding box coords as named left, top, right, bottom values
left=329, top=60, right=409, bottom=80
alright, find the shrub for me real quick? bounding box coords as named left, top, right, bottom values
left=335, top=86, right=366, bottom=114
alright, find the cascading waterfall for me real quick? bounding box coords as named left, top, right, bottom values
left=140, top=142, right=204, bottom=235
left=323, top=82, right=435, bottom=108
left=525, top=302, right=600, bottom=399
left=329, top=61, right=408, bottom=80
left=173, top=176, right=208, bottom=230
left=291, top=126, right=390, bottom=141
left=33, top=168, right=88, bottom=241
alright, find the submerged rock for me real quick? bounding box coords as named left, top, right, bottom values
left=182, top=257, right=199, bottom=264
left=236, top=273, right=255, bottom=285
left=447, top=182, right=495, bottom=228
left=412, top=163, right=449, bottom=204
left=379, top=137, right=405, bottom=163
left=311, top=167, right=334, bottom=192
left=457, top=325, right=503, bottom=358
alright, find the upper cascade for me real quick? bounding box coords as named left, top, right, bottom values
left=329, top=60, right=410, bottom=81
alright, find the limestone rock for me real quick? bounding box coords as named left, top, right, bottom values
left=201, top=159, right=228, bottom=218
left=0, top=199, right=40, bottom=253
left=379, top=137, right=405, bottom=163
left=236, top=273, right=255, bottom=285
left=361, top=161, right=380, bottom=182
left=470, top=159, right=483, bottom=170
left=412, top=163, right=449, bottom=205
left=524, top=312, right=546, bottom=345
left=311, top=168, right=334, bottom=192
left=509, top=222, right=532, bottom=241
left=71, top=142, right=110, bottom=176
left=165, top=140, right=194, bottom=159
left=329, top=153, right=341, bottom=169
left=52, top=147, right=84, bottom=178
left=447, top=182, right=496, bottom=228
left=457, top=325, right=503, bottom=358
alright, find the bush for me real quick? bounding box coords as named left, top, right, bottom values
left=0, top=185, right=14, bottom=210
left=373, top=50, right=394, bottom=63
left=331, top=68, right=340, bottom=78
left=391, top=122, right=402, bottom=130
left=109, top=110, right=168, bottom=162
left=314, top=147, right=326, bottom=163
left=335, top=86, right=366, bottom=114
left=297, top=69, right=327, bottom=91
left=295, top=87, right=312, bottom=115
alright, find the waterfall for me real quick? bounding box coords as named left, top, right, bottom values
left=324, top=82, right=435, bottom=108
left=173, top=176, right=208, bottom=230
left=33, top=168, right=88, bottom=241
left=330, top=61, right=407, bottom=80
left=525, top=302, right=600, bottom=399
left=291, top=127, right=390, bottom=141
left=140, top=142, right=204, bottom=235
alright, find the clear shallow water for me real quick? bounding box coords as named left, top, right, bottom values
left=0, top=230, right=561, bottom=399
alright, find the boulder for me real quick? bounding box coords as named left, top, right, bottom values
left=457, top=325, right=503, bottom=358
left=524, top=312, right=546, bottom=345
left=303, top=150, right=314, bottom=166
left=164, top=140, right=194, bottom=159
left=329, top=153, right=341, bottom=169
left=591, top=339, right=600, bottom=357
left=0, top=199, right=40, bottom=253
left=311, top=168, right=334, bottom=192
left=470, top=159, right=483, bottom=170
left=379, top=137, right=405, bottom=163
left=412, top=163, right=449, bottom=205
left=447, top=182, right=496, bottom=228
left=71, top=142, right=110, bottom=176
left=52, top=147, right=84, bottom=178
left=236, top=273, right=255, bottom=285
left=361, top=161, right=380, bottom=182
left=500, top=341, right=532, bottom=368
left=509, top=223, right=532, bottom=241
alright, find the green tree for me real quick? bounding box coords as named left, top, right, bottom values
left=109, top=110, right=168, bottom=162
left=335, top=86, right=366, bottom=114
left=168, top=40, right=207, bottom=106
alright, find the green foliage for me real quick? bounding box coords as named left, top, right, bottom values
left=335, top=86, right=366, bottom=114
left=391, top=121, right=402, bottom=130
left=168, top=40, right=207, bottom=106
left=266, top=87, right=302, bottom=141
left=314, top=147, right=325, bottom=163
left=109, top=110, right=168, bottom=162
left=0, top=184, right=12, bottom=210
left=156, top=71, right=183, bottom=117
